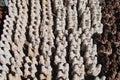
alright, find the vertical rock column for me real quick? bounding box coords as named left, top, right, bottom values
left=39, top=0, right=54, bottom=80
left=66, top=0, right=85, bottom=79
left=80, top=0, right=104, bottom=79
left=53, top=0, right=69, bottom=80
left=68, top=30, right=84, bottom=80
left=8, top=0, right=28, bottom=79
left=12, top=0, right=28, bottom=52
left=89, top=0, right=103, bottom=34
left=0, top=0, right=19, bottom=79
left=28, top=0, right=41, bottom=57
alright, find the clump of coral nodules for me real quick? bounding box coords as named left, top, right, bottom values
left=0, top=0, right=120, bottom=80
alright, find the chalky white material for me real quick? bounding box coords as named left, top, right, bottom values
left=0, top=0, right=105, bottom=80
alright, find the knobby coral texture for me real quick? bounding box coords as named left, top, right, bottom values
left=0, top=0, right=119, bottom=80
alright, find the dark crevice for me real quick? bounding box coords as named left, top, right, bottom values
left=92, top=0, right=120, bottom=79
left=0, top=6, right=8, bottom=39
left=50, top=0, right=57, bottom=80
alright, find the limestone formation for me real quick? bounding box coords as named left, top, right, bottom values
left=0, top=0, right=107, bottom=80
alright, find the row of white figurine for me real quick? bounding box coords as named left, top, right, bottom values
left=2, top=0, right=19, bottom=51
left=29, top=0, right=41, bottom=43
left=24, top=62, right=37, bottom=78
left=78, top=0, right=88, bottom=16
left=89, top=0, right=103, bottom=34
left=78, top=1, right=103, bottom=34
left=0, top=54, right=53, bottom=80
left=39, top=0, right=55, bottom=54
left=67, top=4, right=78, bottom=30
left=39, top=37, right=54, bottom=57
left=68, top=30, right=85, bottom=80
left=53, top=0, right=65, bottom=10
left=54, top=33, right=69, bottom=79
left=56, top=63, right=69, bottom=80
left=7, top=0, right=55, bottom=57
left=54, top=20, right=69, bottom=79
left=8, top=0, right=27, bottom=18
left=81, top=22, right=102, bottom=77
left=1, top=13, right=16, bottom=50
left=8, top=73, right=37, bottom=80
left=0, top=33, right=99, bottom=79
left=0, top=10, right=18, bottom=69
left=39, top=2, right=55, bottom=52
left=0, top=15, right=15, bottom=65
left=3, top=0, right=28, bottom=52
left=13, top=4, right=28, bottom=50
left=53, top=4, right=71, bottom=78
left=53, top=20, right=101, bottom=78
left=68, top=30, right=81, bottom=62
left=55, top=26, right=84, bottom=79
left=0, top=56, right=23, bottom=80
left=81, top=7, right=91, bottom=30
left=82, top=41, right=105, bottom=78
left=55, top=3, right=102, bottom=36
left=72, top=63, right=85, bottom=80
left=55, top=7, right=66, bottom=31
left=69, top=50, right=85, bottom=80
left=5, top=0, right=46, bottom=57
left=54, top=24, right=68, bottom=60
left=57, top=6, right=102, bottom=41
left=87, top=49, right=103, bottom=77
left=6, top=0, right=102, bottom=49
left=7, top=0, right=102, bottom=34
left=40, top=65, right=52, bottom=80
left=40, top=55, right=69, bottom=80
left=41, top=0, right=53, bottom=26
left=27, top=0, right=41, bottom=57
left=87, top=0, right=102, bottom=23
left=53, top=0, right=86, bottom=31
left=54, top=6, right=68, bottom=79
left=8, top=0, right=18, bottom=18
left=14, top=0, right=27, bottom=46
left=39, top=55, right=52, bottom=80
left=0, top=60, right=37, bottom=80
left=79, top=2, right=103, bottom=76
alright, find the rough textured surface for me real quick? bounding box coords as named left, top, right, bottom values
left=93, top=0, right=120, bottom=80
left=0, top=0, right=119, bottom=80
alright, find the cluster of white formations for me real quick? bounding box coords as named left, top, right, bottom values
left=0, top=0, right=106, bottom=80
